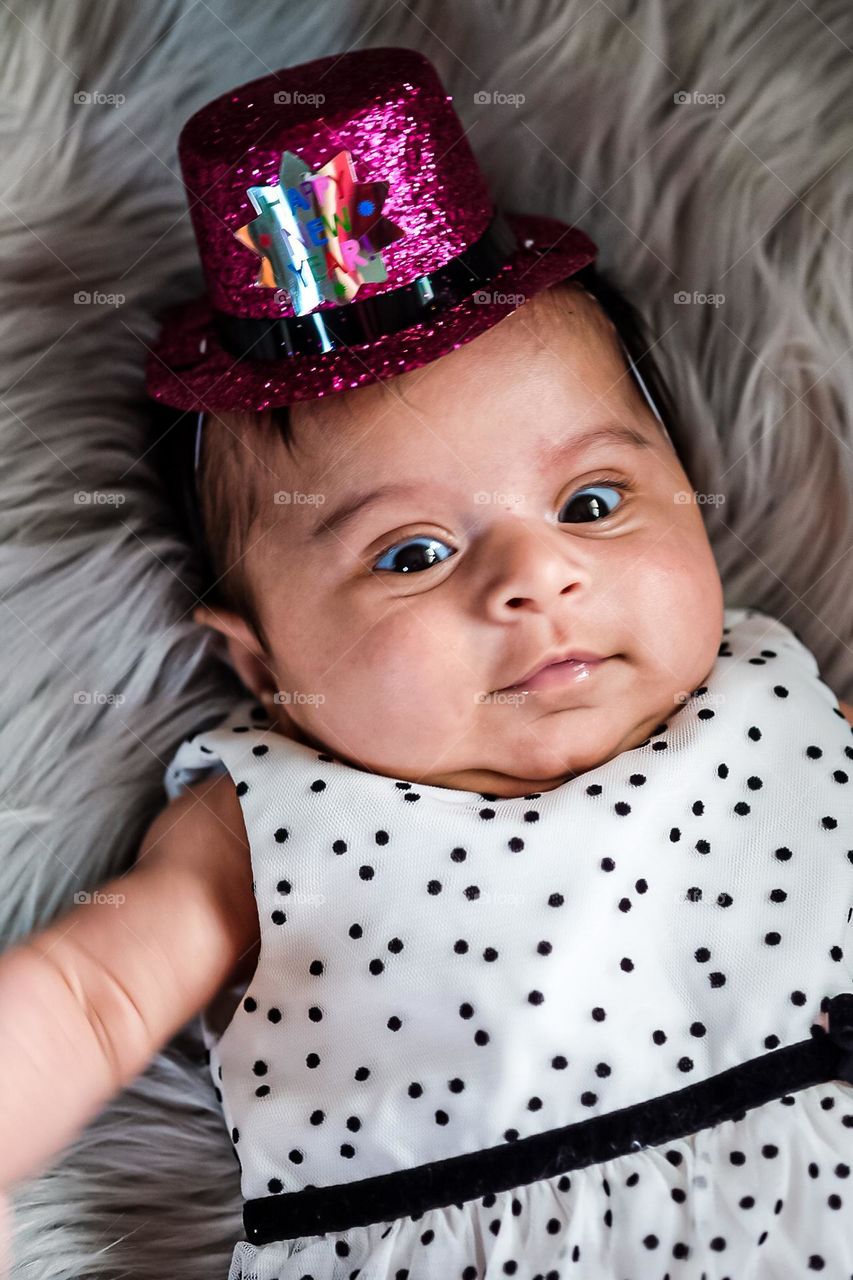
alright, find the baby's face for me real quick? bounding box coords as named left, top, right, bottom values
left=241, top=282, right=724, bottom=797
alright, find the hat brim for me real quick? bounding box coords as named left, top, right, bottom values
left=145, top=213, right=596, bottom=414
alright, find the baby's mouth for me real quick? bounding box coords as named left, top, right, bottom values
left=499, top=655, right=609, bottom=695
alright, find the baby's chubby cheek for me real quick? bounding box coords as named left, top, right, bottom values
left=275, top=603, right=484, bottom=768
left=344, top=608, right=478, bottom=729
left=614, top=525, right=724, bottom=743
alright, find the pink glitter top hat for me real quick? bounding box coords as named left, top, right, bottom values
left=144, top=46, right=597, bottom=414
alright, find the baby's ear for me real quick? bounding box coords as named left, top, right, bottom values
left=192, top=604, right=276, bottom=703
left=193, top=603, right=231, bottom=633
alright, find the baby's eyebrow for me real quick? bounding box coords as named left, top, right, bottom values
left=310, top=481, right=429, bottom=542
left=309, top=421, right=652, bottom=543
left=537, top=422, right=653, bottom=469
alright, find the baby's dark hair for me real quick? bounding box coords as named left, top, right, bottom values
left=155, top=262, right=683, bottom=649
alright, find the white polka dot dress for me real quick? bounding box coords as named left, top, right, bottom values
left=163, top=607, right=853, bottom=1280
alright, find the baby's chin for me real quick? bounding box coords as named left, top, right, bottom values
left=418, top=705, right=666, bottom=798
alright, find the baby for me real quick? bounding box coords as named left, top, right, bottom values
left=4, top=46, right=853, bottom=1280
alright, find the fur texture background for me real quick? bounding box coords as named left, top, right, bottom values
left=2, top=1, right=852, bottom=1275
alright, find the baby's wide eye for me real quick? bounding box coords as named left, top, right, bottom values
left=559, top=484, right=626, bottom=524
left=373, top=536, right=457, bottom=574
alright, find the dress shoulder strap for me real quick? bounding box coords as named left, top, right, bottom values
left=163, top=697, right=272, bottom=801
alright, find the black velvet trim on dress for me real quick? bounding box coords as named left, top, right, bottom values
left=242, top=991, right=853, bottom=1245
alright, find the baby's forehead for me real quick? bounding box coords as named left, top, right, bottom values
left=289, top=285, right=635, bottom=455
left=293, top=282, right=625, bottom=442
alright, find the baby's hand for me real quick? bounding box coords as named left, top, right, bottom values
left=0, top=772, right=257, bottom=1192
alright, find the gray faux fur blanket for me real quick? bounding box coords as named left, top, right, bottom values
left=2, top=1, right=852, bottom=1276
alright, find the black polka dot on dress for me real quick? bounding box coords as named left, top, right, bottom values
left=163, top=608, right=853, bottom=1279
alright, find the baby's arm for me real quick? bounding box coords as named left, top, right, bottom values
left=0, top=771, right=256, bottom=1191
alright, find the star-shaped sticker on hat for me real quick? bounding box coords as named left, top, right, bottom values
left=234, top=148, right=405, bottom=316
